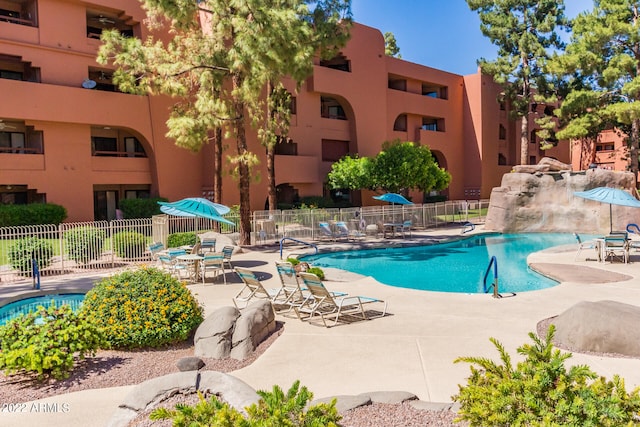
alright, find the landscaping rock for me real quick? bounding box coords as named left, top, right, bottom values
left=551, top=300, right=640, bottom=357
left=230, top=300, right=276, bottom=360
left=485, top=167, right=638, bottom=234
left=176, top=356, right=205, bottom=371
left=358, top=390, right=417, bottom=404
left=198, top=371, right=260, bottom=415
left=312, top=394, right=372, bottom=413
left=194, top=306, right=240, bottom=358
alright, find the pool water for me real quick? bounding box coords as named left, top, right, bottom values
left=0, top=293, right=85, bottom=326
left=302, top=233, right=580, bottom=294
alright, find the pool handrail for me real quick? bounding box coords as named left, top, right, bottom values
left=461, top=222, right=475, bottom=234
left=280, top=237, right=318, bottom=259
left=483, top=256, right=499, bottom=297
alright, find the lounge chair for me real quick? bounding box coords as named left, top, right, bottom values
left=201, top=253, right=226, bottom=284
left=335, top=221, right=365, bottom=240
left=318, top=222, right=336, bottom=240
left=627, top=223, right=640, bottom=251
left=295, top=272, right=387, bottom=327
left=274, top=261, right=309, bottom=313
left=574, top=233, right=597, bottom=261
left=233, top=267, right=287, bottom=309
left=148, top=242, right=164, bottom=261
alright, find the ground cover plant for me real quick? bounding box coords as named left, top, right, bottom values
left=453, top=325, right=640, bottom=426
left=81, top=267, right=203, bottom=349
left=150, top=380, right=341, bottom=426
left=0, top=304, right=106, bottom=379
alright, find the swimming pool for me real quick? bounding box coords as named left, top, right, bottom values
left=0, top=293, right=85, bottom=326
left=301, top=233, right=580, bottom=294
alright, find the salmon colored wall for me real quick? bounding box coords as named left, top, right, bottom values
left=1, top=3, right=581, bottom=221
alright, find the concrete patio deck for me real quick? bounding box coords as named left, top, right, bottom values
left=2, top=226, right=640, bottom=427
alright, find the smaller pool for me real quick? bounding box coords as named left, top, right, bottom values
left=0, top=293, right=85, bottom=326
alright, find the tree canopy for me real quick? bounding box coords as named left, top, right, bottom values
left=549, top=0, right=640, bottom=177
left=327, top=140, right=451, bottom=195
left=98, top=0, right=352, bottom=244
left=384, top=31, right=401, bottom=58
left=466, top=0, right=569, bottom=165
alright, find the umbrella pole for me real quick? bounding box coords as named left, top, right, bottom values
left=610, top=204, right=613, bottom=233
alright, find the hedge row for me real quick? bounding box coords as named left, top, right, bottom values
left=0, top=203, right=67, bottom=227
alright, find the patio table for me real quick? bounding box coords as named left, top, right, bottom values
left=176, top=254, right=204, bottom=281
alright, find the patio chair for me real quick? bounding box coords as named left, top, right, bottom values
left=201, top=253, right=226, bottom=284
left=158, top=254, right=189, bottom=280
left=295, top=272, right=387, bottom=327
left=603, top=234, right=630, bottom=263
left=233, top=267, right=287, bottom=309
left=335, top=221, right=365, bottom=240
left=148, top=242, right=164, bottom=261
left=574, top=233, right=597, bottom=261
left=274, top=261, right=309, bottom=313
left=318, top=222, right=336, bottom=240
left=221, top=246, right=235, bottom=271
left=200, top=237, right=217, bottom=253
left=627, top=223, right=640, bottom=251
left=400, top=220, right=412, bottom=238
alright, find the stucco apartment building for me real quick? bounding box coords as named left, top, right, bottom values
left=0, top=0, right=569, bottom=222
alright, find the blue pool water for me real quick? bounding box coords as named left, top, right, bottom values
left=302, top=233, right=580, bottom=294
left=0, top=294, right=85, bottom=326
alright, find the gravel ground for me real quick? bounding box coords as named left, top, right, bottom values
left=0, top=321, right=465, bottom=426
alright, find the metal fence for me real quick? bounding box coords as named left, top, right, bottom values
left=0, top=199, right=487, bottom=284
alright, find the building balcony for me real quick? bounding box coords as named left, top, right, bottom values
left=0, top=151, right=44, bottom=170
left=415, top=128, right=449, bottom=151
left=91, top=156, right=150, bottom=174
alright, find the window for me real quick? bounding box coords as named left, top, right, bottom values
left=0, top=124, right=43, bottom=154
left=86, top=9, right=135, bottom=39
left=499, top=100, right=506, bottom=111
left=91, top=128, right=148, bottom=157
left=530, top=130, right=537, bottom=144
left=498, top=153, right=507, bottom=165
left=421, top=117, right=444, bottom=132
left=88, top=69, right=117, bottom=92
left=421, top=83, right=448, bottom=99
left=388, top=78, right=407, bottom=91
left=0, top=54, right=41, bottom=82
left=499, top=124, right=506, bottom=140
left=289, top=96, right=297, bottom=115
left=596, top=144, right=615, bottom=152
left=529, top=156, right=537, bottom=165
left=319, top=53, right=350, bottom=72
left=0, top=0, right=38, bottom=26
left=321, top=139, right=349, bottom=162
left=274, top=139, right=297, bottom=155
left=320, top=97, right=347, bottom=120
left=393, top=114, right=407, bottom=132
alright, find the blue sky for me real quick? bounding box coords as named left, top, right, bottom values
left=351, top=0, right=591, bottom=76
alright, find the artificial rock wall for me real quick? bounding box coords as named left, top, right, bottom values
left=484, top=165, right=639, bottom=234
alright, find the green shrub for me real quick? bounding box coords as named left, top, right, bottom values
left=286, top=257, right=300, bottom=266
left=119, top=197, right=168, bottom=219
left=81, top=267, right=203, bottom=349
left=306, top=267, right=325, bottom=280
left=151, top=380, right=341, bottom=426
left=112, top=231, right=147, bottom=259
left=423, top=195, right=447, bottom=204
left=167, top=231, right=197, bottom=248
left=64, top=226, right=106, bottom=264
left=8, top=237, right=54, bottom=275
left=0, top=203, right=67, bottom=226
left=453, top=325, right=640, bottom=426
left=0, top=303, right=106, bottom=379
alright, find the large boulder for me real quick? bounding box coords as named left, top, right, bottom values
left=194, top=306, right=240, bottom=358
left=194, top=301, right=276, bottom=360
left=485, top=167, right=639, bottom=234
left=230, top=300, right=276, bottom=360
left=551, top=300, right=640, bottom=357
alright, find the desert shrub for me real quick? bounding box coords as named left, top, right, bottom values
left=453, top=325, right=640, bottom=426
left=0, top=203, right=67, bottom=226
left=119, top=197, right=168, bottom=219
left=0, top=303, right=106, bottom=379
left=167, top=231, right=197, bottom=248
left=306, top=267, right=325, bottom=280
left=8, top=237, right=54, bottom=274
left=81, top=267, right=203, bottom=349
left=151, top=380, right=341, bottom=426
left=286, top=257, right=300, bottom=266
left=64, top=226, right=106, bottom=264
left=112, top=230, right=147, bottom=259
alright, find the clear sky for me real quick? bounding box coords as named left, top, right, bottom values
left=351, top=0, right=591, bottom=76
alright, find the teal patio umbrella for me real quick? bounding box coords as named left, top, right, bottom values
left=372, top=193, right=413, bottom=205
left=573, top=187, right=640, bottom=232
left=158, top=198, right=235, bottom=226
